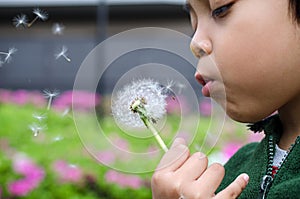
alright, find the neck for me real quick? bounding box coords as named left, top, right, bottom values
left=278, top=93, right=300, bottom=150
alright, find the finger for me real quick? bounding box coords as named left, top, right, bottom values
left=156, top=138, right=189, bottom=172
left=194, top=163, right=225, bottom=197
left=175, top=152, right=208, bottom=181
left=215, top=173, right=249, bottom=199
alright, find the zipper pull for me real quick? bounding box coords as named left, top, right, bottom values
left=257, top=175, right=273, bottom=199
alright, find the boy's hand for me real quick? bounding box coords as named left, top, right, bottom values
left=151, top=138, right=249, bottom=199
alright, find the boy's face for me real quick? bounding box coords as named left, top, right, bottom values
left=188, top=0, right=300, bottom=122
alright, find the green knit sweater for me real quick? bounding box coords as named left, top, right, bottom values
left=216, top=115, right=300, bottom=198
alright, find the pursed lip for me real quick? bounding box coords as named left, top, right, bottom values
left=194, top=72, right=213, bottom=86
left=194, top=71, right=215, bottom=97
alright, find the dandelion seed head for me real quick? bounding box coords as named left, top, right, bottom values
left=12, top=14, right=28, bottom=28
left=112, top=79, right=168, bottom=127
left=43, top=89, right=60, bottom=98
left=52, top=23, right=65, bottom=35
left=33, top=8, right=48, bottom=21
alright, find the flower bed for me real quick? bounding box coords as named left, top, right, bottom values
left=0, top=89, right=263, bottom=198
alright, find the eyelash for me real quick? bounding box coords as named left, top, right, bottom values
left=211, top=2, right=234, bottom=19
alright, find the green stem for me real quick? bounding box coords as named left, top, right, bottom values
left=141, top=116, right=168, bottom=153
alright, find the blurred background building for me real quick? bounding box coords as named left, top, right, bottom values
left=0, top=0, right=199, bottom=95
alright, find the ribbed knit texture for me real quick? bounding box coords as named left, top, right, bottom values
left=216, top=115, right=300, bottom=198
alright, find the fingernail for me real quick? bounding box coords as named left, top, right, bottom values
left=171, top=138, right=183, bottom=148
left=243, top=174, right=249, bottom=184
left=198, top=152, right=206, bottom=159
left=177, top=144, right=187, bottom=150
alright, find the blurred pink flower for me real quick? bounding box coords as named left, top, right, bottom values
left=8, top=153, right=45, bottom=196
left=8, top=179, right=33, bottom=197
left=28, top=91, right=47, bottom=107
left=12, top=154, right=45, bottom=181
left=199, top=99, right=211, bottom=117
left=53, top=90, right=101, bottom=111
left=0, top=89, right=12, bottom=104
left=247, top=131, right=265, bottom=142
left=11, top=90, right=30, bottom=105
left=52, top=160, right=83, bottom=183
left=223, top=142, right=242, bottom=160
left=105, top=170, right=143, bottom=189
left=97, top=150, right=116, bottom=165
left=0, top=89, right=46, bottom=107
left=166, top=96, right=189, bottom=114
left=113, top=137, right=129, bottom=151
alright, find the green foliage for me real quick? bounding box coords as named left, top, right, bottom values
left=0, top=104, right=152, bottom=198
left=0, top=102, right=250, bottom=198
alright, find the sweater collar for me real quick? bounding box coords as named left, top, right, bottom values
left=247, top=114, right=282, bottom=142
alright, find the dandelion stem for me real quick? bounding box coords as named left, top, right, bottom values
left=0, top=52, right=7, bottom=55
left=63, top=54, right=71, bottom=62
left=47, top=97, right=53, bottom=110
left=131, top=99, right=168, bottom=153
left=141, top=116, right=168, bottom=153
left=27, top=17, right=38, bottom=27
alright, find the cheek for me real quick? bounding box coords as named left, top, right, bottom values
left=211, top=3, right=300, bottom=122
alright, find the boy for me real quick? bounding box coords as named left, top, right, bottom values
left=151, top=0, right=300, bottom=198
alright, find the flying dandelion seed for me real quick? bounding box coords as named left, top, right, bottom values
left=32, top=112, right=47, bottom=122
left=13, top=14, right=28, bottom=28
left=55, top=46, right=71, bottom=62
left=161, top=80, right=176, bottom=97
left=43, top=89, right=60, bottom=110
left=112, top=79, right=170, bottom=152
left=53, top=136, right=63, bottom=142
left=28, top=123, right=46, bottom=137
left=0, top=48, right=17, bottom=65
left=61, top=108, right=70, bottom=117
left=52, top=23, right=65, bottom=35
left=27, top=8, right=48, bottom=28
left=3, top=48, right=17, bottom=63
left=176, top=82, right=186, bottom=94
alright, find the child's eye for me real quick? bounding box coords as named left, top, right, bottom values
left=211, top=2, right=234, bottom=19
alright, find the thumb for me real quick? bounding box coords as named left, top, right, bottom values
left=215, top=173, right=249, bottom=199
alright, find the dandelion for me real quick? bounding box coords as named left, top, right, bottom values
left=28, top=123, right=46, bottom=137
left=12, top=14, right=28, bottom=28
left=52, top=23, right=65, bottom=35
left=43, top=89, right=60, bottom=110
left=55, top=46, right=71, bottom=62
left=27, top=8, right=48, bottom=28
left=32, top=112, right=47, bottom=122
left=112, top=79, right=169, bottom=152
left=0, top=47, right=17, bottom=64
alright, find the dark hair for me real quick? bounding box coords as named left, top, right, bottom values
left=289, top=0, right=300, bottom=22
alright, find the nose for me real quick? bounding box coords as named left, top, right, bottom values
left=190, top=32, right=212, bottom=59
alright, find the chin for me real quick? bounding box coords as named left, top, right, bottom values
left=225, top=105, right=271, bottom=124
